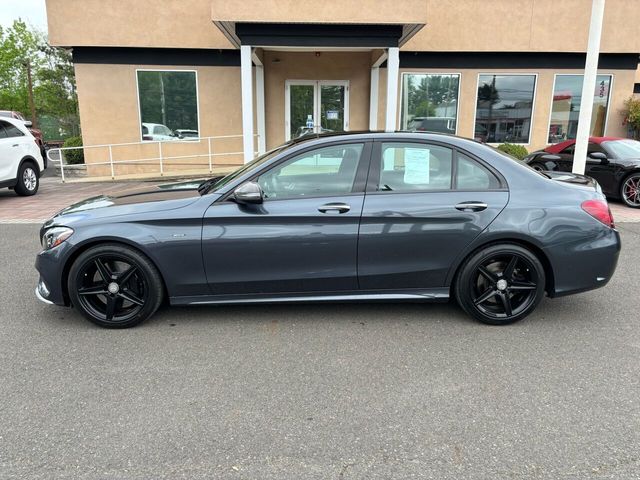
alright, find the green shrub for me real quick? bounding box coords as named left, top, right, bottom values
left=62, top=136, right=84, bottom=165
left=622, top=96, right=640, bottom=139
left=496, top=143, right=529, bottom=160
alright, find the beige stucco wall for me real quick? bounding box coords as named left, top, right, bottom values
left=47, top=0, right=232, bottom=48
left=48, top=0, right=640, bottom=53
left=405, top=0, right=640, bottom=53
left=74, top=63, right=246, bottom=176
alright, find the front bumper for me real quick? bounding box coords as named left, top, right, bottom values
left=35, top=242, right=73, bottom=306
left=35, top=283, right=54, bottom=305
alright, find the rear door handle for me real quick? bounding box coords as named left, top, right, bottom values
left=318, top=202, right=350, bottom=214
left=12, top=144, right=19, bottom=147
left=455, top=201, right=488, bottom=212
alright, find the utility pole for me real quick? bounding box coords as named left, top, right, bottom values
left=24, top=59, right=37, bottom=129
left=573, top=0, right=606, bottom=175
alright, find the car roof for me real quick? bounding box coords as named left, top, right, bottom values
left=544, top=136, right=626, bottom=153
left=285, top=130, right=481, bottom=147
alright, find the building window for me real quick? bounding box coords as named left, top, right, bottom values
left=548, top=74, right=612, bottom=144
left=137, top=70, right=199, bottom=141
left=400, top=74, right=460, bottom=135
left=474, top=74, right=536, bottom=144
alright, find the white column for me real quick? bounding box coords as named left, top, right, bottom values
left=573, top=0, right=606, bottom=175
left=385, top=47, right=400, bottom=132
left=240, top=45, right=254, bottom=163
left=255, top=63, right=266, bottom=155
left=369, top=66, right=379, bottom=131
left=369, top=52, right=387, bottom=131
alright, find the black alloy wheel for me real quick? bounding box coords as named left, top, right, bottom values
left=68, top=244, right=164, bottom=328
left=455, top=244, right=546, bottom=325
left=621, top=173, right=640, bottom=208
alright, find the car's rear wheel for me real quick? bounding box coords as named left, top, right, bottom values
left=455, top=244, right=546, bottom=325
left=68, top=244, right=164, bottom=328
left=620, top=173, right=640, bottom=208
left=14, top=162, right=39, bottom=196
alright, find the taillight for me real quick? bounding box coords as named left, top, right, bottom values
left=581, top=199, right=615, bottom=228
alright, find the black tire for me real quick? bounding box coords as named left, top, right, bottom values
left=67, top=244, right=164, bottom=328
left=529, top=162, right=546, bottom=172
left=14, top=161, right=39, bottom=196
left=455, top=244, right=546, bottom=325
left=620, top=172, right=640, bottom=208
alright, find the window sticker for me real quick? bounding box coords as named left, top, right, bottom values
left=404, top=148, right=430, bottom=184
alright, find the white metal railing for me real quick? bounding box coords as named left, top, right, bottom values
left=46, top=134, right=260, bottom=182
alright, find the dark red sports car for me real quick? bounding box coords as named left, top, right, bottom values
left=523, top=137, right=640, bottom=208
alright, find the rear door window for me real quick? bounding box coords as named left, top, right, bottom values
left=377, top=142, right=453, bottom=191
left=456, top=153, right=501, bottom=190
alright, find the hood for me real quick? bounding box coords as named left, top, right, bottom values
left=49, top=180, right=205, bottom=223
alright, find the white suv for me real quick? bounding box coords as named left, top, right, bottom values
left=0, top=117, right=45, bottom=196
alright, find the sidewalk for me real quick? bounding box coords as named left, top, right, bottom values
left=1, top=176, right=639, bottom=223
left=0, top=177, right=175, bottom=223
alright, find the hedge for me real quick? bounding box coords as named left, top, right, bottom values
left=62, top=136, right=85, bottom=165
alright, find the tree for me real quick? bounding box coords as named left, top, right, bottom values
left=0, top=20, right=79, bottom=140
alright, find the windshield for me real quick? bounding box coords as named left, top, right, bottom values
left=602, top=139, right=640, bottom=159
left=199, top=144, right=291, bottom=195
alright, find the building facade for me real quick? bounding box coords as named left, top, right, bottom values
left=46, top=0, right=640, bottom=175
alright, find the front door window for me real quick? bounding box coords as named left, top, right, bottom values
left=286, top=81, right=349, bottom=140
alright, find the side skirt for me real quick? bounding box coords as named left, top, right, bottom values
left=170, top=288, right=450, bottom=306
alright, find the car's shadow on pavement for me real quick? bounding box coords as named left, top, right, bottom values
left=36, top=292, right=599, bottom=331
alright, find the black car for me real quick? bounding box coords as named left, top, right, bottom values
left=35, top=132, right=620, bottom=328
left=523, top=137, right=640, bottom=208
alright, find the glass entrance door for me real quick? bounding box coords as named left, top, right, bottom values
left=286, top=80, right=349, bottom=140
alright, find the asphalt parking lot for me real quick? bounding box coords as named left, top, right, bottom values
left=1, top=222, right=640, bottom=479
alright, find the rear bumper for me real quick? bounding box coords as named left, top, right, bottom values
left=546, top=227, right=621, bottom=298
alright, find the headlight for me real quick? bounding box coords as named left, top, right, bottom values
left=41, top=226, right=74, bottom=250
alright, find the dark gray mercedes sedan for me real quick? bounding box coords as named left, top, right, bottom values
left=35, top=132, right=620, bottom=328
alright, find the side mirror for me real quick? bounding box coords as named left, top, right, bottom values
left=23, top=120, right=32, bottom=128
left=233, top=181, right=263, bottom=204
left=588, top=151, right=609, bottom=164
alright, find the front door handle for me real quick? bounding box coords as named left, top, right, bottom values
left=12, top=144, right=19, bottom=147
left=318, top=202, right=350, bottom=214
left=455, top=201, right=488, bottom=212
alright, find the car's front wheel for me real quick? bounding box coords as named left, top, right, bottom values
left=620, top=173, right=640, bottom=208
left=14, top=162, right=39, bottom=196
left=455, top=244, right=546, bottom=325
left=68, top=244, right=164, bottom=328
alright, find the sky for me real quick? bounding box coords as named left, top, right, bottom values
left=0, top=0, right=48, bottom=32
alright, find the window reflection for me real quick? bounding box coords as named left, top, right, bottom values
left=137, top=70, right=199, bottom=142
left=548, top=74, right=611, bottom=143
left=474, top=74, right=536, bottom=144
left=401, top=74, right=460, bottom=134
